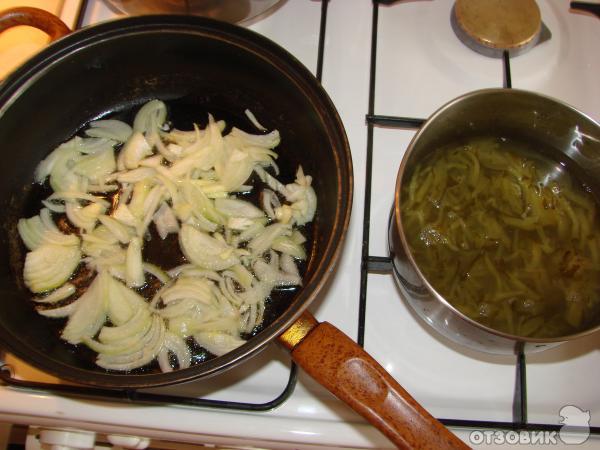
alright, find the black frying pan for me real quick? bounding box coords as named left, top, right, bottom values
left=0, top=9, right=466, bottom=449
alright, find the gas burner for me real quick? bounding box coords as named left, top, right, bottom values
left=102, top=0, right=283, bottom=24
left=451, top=0, right=550, bottom=57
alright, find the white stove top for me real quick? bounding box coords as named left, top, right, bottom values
left=1, top=1, right=599, bottom=448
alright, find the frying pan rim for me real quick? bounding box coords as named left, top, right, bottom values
left=0, top=15, right=353, bottom=387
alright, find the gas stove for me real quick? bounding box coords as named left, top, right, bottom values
left=1, top=1, right=599, bottom=448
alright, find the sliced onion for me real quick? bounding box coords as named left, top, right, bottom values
left=111, top=274, right=149, bottom=312
left=179, top=224, right=239, bottom=270
left=272, top=236, right=307, bottom=260
left=116, top=167, right=156, bottom=184
left=183, top=181, right=225, bottom=226
left=275, top=205, right=293, bottom=224
left=82, top=224, right=119, bottom=245
left=163, top=331, right=191, bottom=370
left=76, top=137, right=117, bottom=155
left=127, top=179, right=152, bottom=219
left=244, top=109, right=267, bottom=131
left=193, top=331, right=245, bottom=357
left=20, top=101, right=318, bottom=372
left=33, top=283, right=76, bottom=304
left=61, top=272, right=108, bottom=344
left=160, top=276, right=214, bottom=305
left=227, top=217, right=256, bottom=231
left=280, top=253, right=301, bottom=279
left=35, top=138, right=81, bottom=183
left=143, top=262, right=171, bottom=283
left=254, top=166, right=288, bottom=196
left=112, top=203, right=140, bottom=228
left=121, top=132, right=152, bottom=169
left=248, top=223, right=291, bottom=257
left=139, top=155, right=164, bottom=168
left=235, top=221, right=266, bottom=245
left=168, top=316, right=239, bottom=338
left=105, top=276, right=135, bottom=326
left=230, top=128, right=280, bottom=149
left=96, top=315, right=165, bottom=371
left=86, top=309, right=155, bottom=356
left=137, top=185, right=164, bottom=236
left=260, top=189, right=277, bottom=219
left=126, top=237, right=145, bottom=288
left=66, top=202, right=105, bottom=231
left=214, top=198, right=264, bottom=219
left=37, top=297, right=81, bottom=318
left=153, top=202, right=179, bottom=239
left=225, top=264, right=254, bottom=290
left=99, top=215, right=133, bottom=244
left=47, top=191, right=110, bottom=209
left=167, top=265, right=222, bottom=282
left=23, top=244, right=81, bottom=293
left=285, top=166, right=317, bottom=226
left=99, top=306, right=152, bottom=344
left=86, top=119, right=133, bottom=142
left=41, top=200, right=66, bottom=213
left=133, top=99, right=167, bottom=135
left=185, top=212, right=219, bottom=234
left=216, top=149, right=255, bottom=191
left=72, top=147, right=116, bottom=183
left=239, top=281, right=273, bottom=306
left=157, top=347, right=172, bottom=372
left=169, top=147, right=214, bottom=178
left=157, top=298, right=201, bottom=319
left=17, top=212, right=79, bottom=250
left=253, top=259, right=301, bottom=287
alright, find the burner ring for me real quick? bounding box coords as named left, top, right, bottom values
left=452, top=0, right=542, bottom=57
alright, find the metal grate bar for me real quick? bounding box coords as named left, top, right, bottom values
left=357, top=1, right=381, bottom=347
left=367, top=256, right=393, bottom=273
left=316, top=0, right=329, bottom=82
left=366, top=114, right=425, bottom=128
left=74, top=0, right=89, bottom=29
left=571, top=2, right=600, bottom=18
left=0, top=364, right=298, bottom=412
left=356, top=0, right=595, bottom=437
left=503, top=50, right=512, bottom=88
left=513, top=348, right=528, bottom=425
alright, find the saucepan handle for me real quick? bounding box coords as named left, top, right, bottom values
left=279, top=312, right=468, bottom=450
left=0, top=7, right=71, bottom=41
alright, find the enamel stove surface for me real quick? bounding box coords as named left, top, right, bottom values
left=0, top=1, right=599, bottom=448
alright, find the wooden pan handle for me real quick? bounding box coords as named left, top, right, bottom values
left=279, top=313, right=468, bottom=449
left=0, top=7, right=71, bottom=42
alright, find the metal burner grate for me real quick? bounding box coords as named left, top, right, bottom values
left=358, top=0, right=600, bottom=438
left=2, top=0, right=599, bottom=440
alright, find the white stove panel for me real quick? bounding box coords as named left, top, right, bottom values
left=375, top=1, right=503, bottom=120
left=365, top=0, right=600, bottom=430
left=1, top=0, right=599, bottom=448
left=511, top=2, right=600, bottom=120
